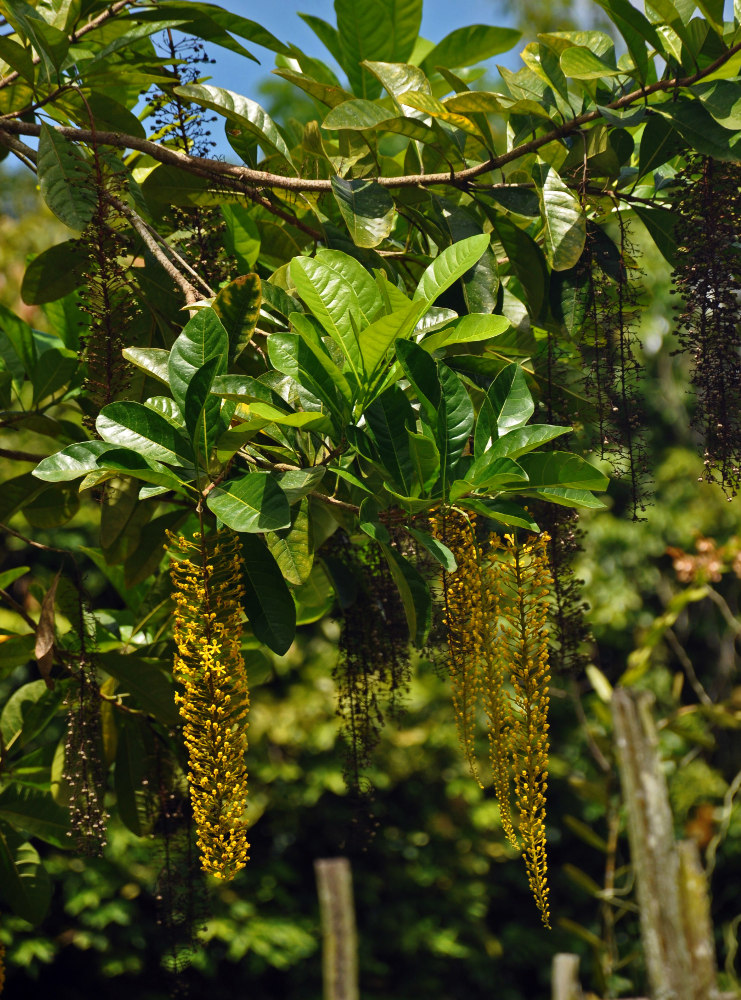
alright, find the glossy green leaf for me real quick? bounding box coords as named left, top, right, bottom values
left=122, top=347, right=170, bottom=386
left=438, top=363, right=475, bottom=493
left=487, top=424, right=571, bottom=460
left=331, top=176, right=396, bottom=249
left=168, top=309, right=229, bottom=412
left=460, top=497, right=540, bottom=530
left=455, top=454, right=528, bottom=493
left=413, top=234, right=490, bottom=306
left=240, top=534, right=296, bottom=654
left=358, top=303, right=421, bottom=380
left=406, top=428, right=440, bottom=494
left=30, top=346, right=77, bottom=405
left=290, top=256, right=367, bottom=377
left=518, top=452, right=609, bottom=491
left=475, top=365, right=534, bottom=458
left=96, top=402, right=192, bottom=466
left=267, top=332, right=348, bottom=419
left=33, top=441, right=115, bottom=482
left=274, top=468, right=327, bottom=505
left=221, top=205, right=261, bottom=273
left=358, top=497, right=391, bottom=543
left=335, top=0, right=422, bottom=99
left=395, top=338, right=442, bottom=424
left=407, top=526, right=456, bottom=571
left=22, top=483, right=79, bottom=529
left=421, top=25, right=520, bottom=72
left=0, top=680, right=62, bottom=751
left=421, top=314, right=510, bottom=353
left=491, top=216, right=548, bottom=319
left=536, top=161, right=586, bottom=271
left=365, top=385, right=416, bottom=494
left=207, top=472, right=291, bottom=533
left=695, top=81, right=741, bottom=131
left=559, top=46, right=624, bottom=78
left=174, top=84, right=295, bottom=168
left=534, top=486, right=607, bottom=508
left=266, top=496, right=313, bottom=585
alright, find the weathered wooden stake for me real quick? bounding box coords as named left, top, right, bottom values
left=552, top=952, right=582, bottom=1000
left=314, top=857, right=359, bottom=1000
left=612, top=689, right=718, bottom=1000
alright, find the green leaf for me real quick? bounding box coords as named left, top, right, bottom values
left=438, top=364, right=475, bottom=494
left=421, top=25, right=520, bottom=72
left=122, top=347, right=170, bottom=386
left=240, top=534, right=296, bottom=654
left=407, top=428, right=440, bottom=494
left=413, top=234, right=490, bottom=306
left=98, top=652, right=179, bottom=726
left=290, top=256, right=367, bottom=378
left=0, top=829, right=51, bottom=925
left=168, top=309, right=229, bottom=412
left=22, top=483, right=79, bottom=529
left=0, top=303, right=36, bottom=378
left=536, top=161, right=586, bottom=271
left=395, top=338, right=441, bottom=424
left=491, top=216, right=548, bottom=319
left=0, top=786, right=69, bottom=849
left=455, top=454, right=528, bottom=493
left=293, top=563, right=335, bottom=625
left=486, top=424, right=571, bottom=460
left=266, top=496, right=313, bottom=586
left=533, top=487, right=607, bottom=509
left=0, top=680, right=62, bottom=751
left=518, top=452, right=609, bottom=491
left=173, top=84, right=295, bottom=169
left=334, top=0, right=423, bottom=99
left=0, top=567, right=29, bottom=591
left=37, top=125, right=96, bottom=232
left=30, top=345, right=77, bottom=405
left=331, top=176, right=396, bottom=249
left=299, top=13, right=344, bottom=64
left=380, top=542, right=431, bottom=647
left=695, top=80, right=741, bottom=131
left=358, top=497, right=391, bottom=543
left=33, top=441, right=114, bottom=482
left=407, top=526, right=456, bottom=571
left=358, top=303, right=421, bottom=381
left=267, top=332, right=348, bottom=420
left=637, top=115, right=686, bottom=180
left=654, top=101, right=741, bottom=162
left=365, top=386, right=416, bottom=494
left=474, top=365, right=534, bottom=458
left=459, top=498, right=540, bottom=530
left=115, top=717, right=155, bottom=837
left=207, top=472, right=291, bottom=533
left=559, top=46, right=624, bottom=78
left=421, top=314, right=510, bottom=353
left=221, top=205, right=261, bottom=272
left=274, top=467, right=327, bottom=504
left=96, top=402, right=192, bottom=466
left=631, top=205, right=678, bottom=264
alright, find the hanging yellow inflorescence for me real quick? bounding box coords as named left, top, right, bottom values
left=168, top=529, right=250, bottom=880
left=432, top=510, right=552, bottom=926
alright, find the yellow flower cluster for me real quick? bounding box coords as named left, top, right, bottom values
left=168, top=529, right=250, bottom=880
left=431, top=511, right=552, bottom=926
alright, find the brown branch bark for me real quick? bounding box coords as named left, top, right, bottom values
left=0, top=42, right=738, bottom=193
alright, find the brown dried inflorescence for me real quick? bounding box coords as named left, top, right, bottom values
left=672, top=157, right=741, bottom=496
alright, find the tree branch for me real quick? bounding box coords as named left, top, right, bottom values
left=1, top=42, right=738, bottom=193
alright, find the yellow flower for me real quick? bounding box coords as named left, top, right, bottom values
left=168, top=529, right=251, bottom=880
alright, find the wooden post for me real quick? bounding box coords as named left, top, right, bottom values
left=612, top=689, right=716, bottom=1000
left=314, top=857, right=359, bottom=1000
left=552, top=952, right=582, bottom=1000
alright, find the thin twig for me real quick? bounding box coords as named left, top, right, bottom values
left=664, top=627, right=713, bottom=706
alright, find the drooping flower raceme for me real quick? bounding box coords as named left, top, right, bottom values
left=168, top=529, right=250, bottom=880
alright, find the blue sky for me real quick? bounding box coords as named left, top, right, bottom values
left=193, top=0, right=519, bottom=156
